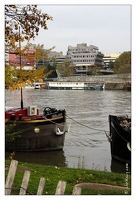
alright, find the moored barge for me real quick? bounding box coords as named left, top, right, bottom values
left=5, top=106, right=67, bottom=151
left=109, top=115, right=131, bottom=163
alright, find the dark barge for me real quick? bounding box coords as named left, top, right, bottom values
left=109, top=115, right=131, bottom=163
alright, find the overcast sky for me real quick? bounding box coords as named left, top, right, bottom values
left=29, top=4, right=132, bottom=55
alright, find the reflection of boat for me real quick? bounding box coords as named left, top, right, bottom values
left=47, top=81, right=105, bottom=90
left=5, top=150, right=67, bottom=167
left=5, top=105, right=67, bottom=152
left=111, top=158, right=131, bottom=174
left=109, top=115, right=131, bottom=163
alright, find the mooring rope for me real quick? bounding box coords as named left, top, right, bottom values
left=44, top=114, right=110, bottom=139
left=66, top=114, right=109, bottom=134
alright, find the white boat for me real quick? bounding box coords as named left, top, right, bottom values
left=34, top=84, right=41, bottom=89
left=25, top=83, right=47, bottom=89
left=34, top=82, right=47, bottom=89
left=47, top=81, right=105, bottom=90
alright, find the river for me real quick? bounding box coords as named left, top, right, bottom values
left=5, top=89, right=131, bottom=173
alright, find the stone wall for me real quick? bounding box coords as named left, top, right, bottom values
left=105, top=82, right=124, bottom=90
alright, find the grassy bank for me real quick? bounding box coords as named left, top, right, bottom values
left=5, top=160, right=131, bottom=195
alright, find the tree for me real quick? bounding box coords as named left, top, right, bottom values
left=46, top=63, right=57, bottom=78
left=5, top=5, right=54, bottom=90
left=114, top=51, right=131, bottom=74
left=108, top=61, right=114, bottom=69
left=57, top=60, right=74, bottom=77
left=5, top=5, right=53, bottom=46
left=5, top=5, right=56, bottom=143
left=87, top=65, right=100, bottom=75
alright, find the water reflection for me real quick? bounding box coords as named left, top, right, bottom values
left=6, top=150, right=67, bottom=167
left=6, top=151, right=131, bottom=174
left=111, top=158, right=131, bottom=174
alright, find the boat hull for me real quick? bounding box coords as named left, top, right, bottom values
left=48, top=86, right=104, bottom=90
left=5, top=120, right=66, bottom=152
left=47, top=81, right=105, bottom=90
left=109, top=115, right=131, bottom=163
left=5, top=107, right=67, bottom=152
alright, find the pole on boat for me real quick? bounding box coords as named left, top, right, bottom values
left=21, top=87, right=23, bottom=109
left=19, top=26, right=23, bottom=109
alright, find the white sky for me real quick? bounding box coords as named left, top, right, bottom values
left=31, top=4, right=131, bottom=55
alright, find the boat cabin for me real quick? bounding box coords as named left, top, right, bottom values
left=5, top=106, right=39, bottom=121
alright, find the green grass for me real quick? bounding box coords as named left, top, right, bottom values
left=5, top=159, right=131, bottom=195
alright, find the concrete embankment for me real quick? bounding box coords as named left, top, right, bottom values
left=105, top=82, right=125, bottom=90
left=57, top=73, right=131, bottom=90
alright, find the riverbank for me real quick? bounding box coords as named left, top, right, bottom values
left=55, top=73, right=131, bottom=90
left=5, top=159, right=131, bottom=195
left=105, top=82, right=125, bottom=90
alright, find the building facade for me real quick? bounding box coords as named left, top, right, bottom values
left=66, top=43, right=104, bottom=74
left=103, top=53, right=120, bottom=68
left=36, top=50, right=66, bottom=68
left=9, top=49, right=35, bottom=70
left=48, top=51, right=66, bottom=64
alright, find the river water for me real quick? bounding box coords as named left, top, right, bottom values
left=5, top=89, right=131, bottom=173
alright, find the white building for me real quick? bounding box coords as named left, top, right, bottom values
left=66, top=43, right=104, bottom=74
left=103, top=53, right=120, bottom=68
left=48, top=51, right=66, bottom=64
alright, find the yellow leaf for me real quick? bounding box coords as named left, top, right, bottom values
left=26, top=80, right=32, bottom=84
left=22, top=82, right=26, bottom=87
left=38, top=79, right=43, bottom=83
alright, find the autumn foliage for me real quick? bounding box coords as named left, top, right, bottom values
left=5, top=5, right=53, bottom=46
left=5, top=5, right=54, bottom=90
